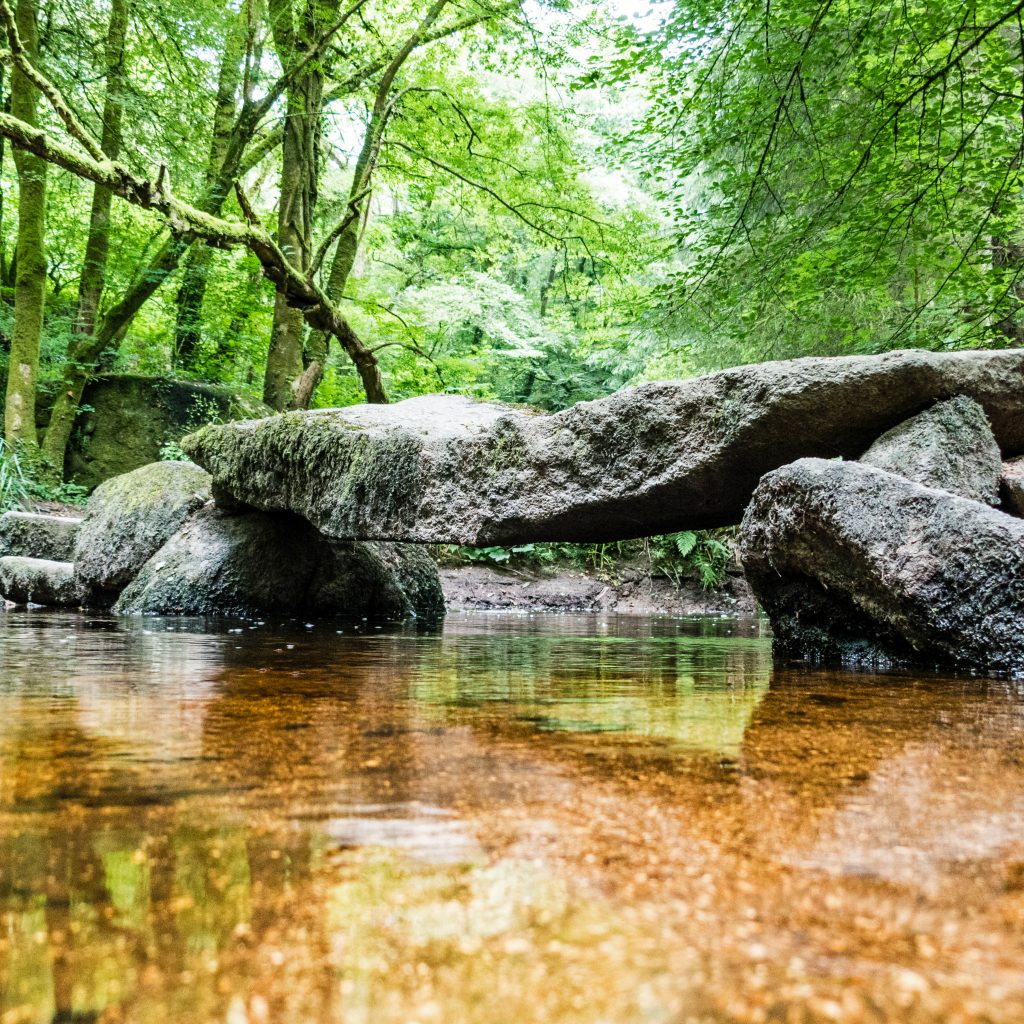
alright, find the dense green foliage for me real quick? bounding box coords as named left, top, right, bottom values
left=610, top=0, right=1024, bottom=370
left=0, top=0, right=1021, bottom=580
left=0, top=0, right=664, bottom=445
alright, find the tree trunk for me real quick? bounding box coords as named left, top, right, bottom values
left=4, top=0, right=45, bottom=450
left=41, top=4, right=253, bottom=476
left=280, top=0, right=453, bottom=409
left=264, top=293, right=305, bottom=408
left=38, top=0, right=128, bottom=478
left=538, top=254, right=557, bottom=317
left=173, top=13, right=247, bottom=371
left=992, top=235, right=1024, bottom=345
left=0, top=63, right=8, bottom=290
left=290, top=0, right=454, bottom=409
left=172, top=242, right=213, bottom=369
left=211, top=263, right=262, bottom=371
left=263, top=0, right=327, bottom=410
left=72, top=0, right=126, bottom=341
left=294, top=102, right=384, bottom=408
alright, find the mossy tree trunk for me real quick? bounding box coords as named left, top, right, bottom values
left=262, top=65, right=317, bottom=409
left=290, top=105, right=390, bottom=407
left=0, top=63, right=8, bottom=292
left=291, top=2, right=451, bottom=409
left=38, top=0, right=127, bottom=481
left=40, top=3, right=253, bottom=479
left=263, top=0, right=330, bottom=411
left=65, top=0, right=366, bottom=415
left=4, top=0, right=46, bottom=450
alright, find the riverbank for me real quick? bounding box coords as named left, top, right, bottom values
left=440, top=562, right=756, bottom=615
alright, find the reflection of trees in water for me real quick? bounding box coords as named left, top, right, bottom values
left=0, top=714, right=148, bottom=1023
left=141, top=612, right=774, bottom=759
left=0, top=618, right=493, bottom=1024
left=405, top=620, right=771, bottom=755
left=4, top=616, right=775, bottom=1022
left=0, top=810, right=340, bottom=1022
left=0, top=690, right=339, bottom=1023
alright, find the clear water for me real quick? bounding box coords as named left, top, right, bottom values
left=1, top=610, right=1022, bottom=1023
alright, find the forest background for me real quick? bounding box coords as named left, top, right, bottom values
left=0, top=0, right=1022, bottom=580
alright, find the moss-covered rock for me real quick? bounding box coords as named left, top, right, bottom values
left=114, top=506, right=443, bottom=619
left=183, top=349, right=1024, bottom=544
left=0, top=511, right=82, bottom=561
left=860, top=395, right=1002, bottom=503
left=65, top=375, right=269, bottom=490
left=743, top=398, right=1024, bottom=674
left=740, top=458, right=1024, bottom=675
left=73, top=461, right=211, bottom=592
left=0, top=557, right=83, bottom=607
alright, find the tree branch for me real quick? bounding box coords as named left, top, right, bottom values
left=0, top=0, right=105, bottom=161
left=373, top=0, right=449, bottom=119
left=389, top=140, right=595, bottom=248
left=237, top=3, right=519, bottom=173
left=253, top=0, right=370, bottom=123
left=0, top=108, right=387, bottom=399
left=310, top=186, right=370, bottom=276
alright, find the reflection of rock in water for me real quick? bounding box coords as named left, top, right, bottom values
left=737, top=670, right=1024, bottom=890
left=790, top=743, right=1024, bottom=892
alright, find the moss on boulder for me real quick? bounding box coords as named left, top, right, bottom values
left=74, top=461, right=212, bottom=592
left=0, top=557, right=83, bottom=607
left=740, top=458, right=1024, bottom=675
left=184, top=349, right=1024, bottom=544
left=65, top=375, right=269, bottom=490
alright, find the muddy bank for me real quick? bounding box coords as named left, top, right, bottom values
left=440, top=563, right=756, bottom=615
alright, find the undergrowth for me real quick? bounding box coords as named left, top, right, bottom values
left=0, top=439, right=89, bottom=512
left=160, top=395, right=225, bottom=461
left=434, top=528, right=738, bottom=590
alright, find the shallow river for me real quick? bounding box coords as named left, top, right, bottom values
left=0, top=611, right=1022, bottom=1024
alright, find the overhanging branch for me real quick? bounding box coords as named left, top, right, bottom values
left=390, top=139, right=601, bottom=251
left=0, top=0, right=105, bottom=161
left=0, top=109, right=387, bottom=399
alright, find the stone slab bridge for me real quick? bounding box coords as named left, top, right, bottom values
left=182, top=349, right=1024, bottom=545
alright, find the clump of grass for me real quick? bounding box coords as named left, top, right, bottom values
left=0, top=439, right=31, bottom=512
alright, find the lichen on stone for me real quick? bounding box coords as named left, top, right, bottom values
left=182, top=350, right=1024, bottom=545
